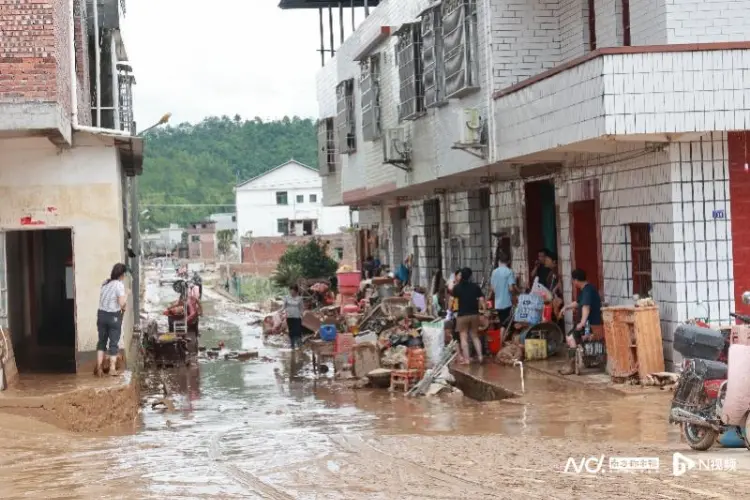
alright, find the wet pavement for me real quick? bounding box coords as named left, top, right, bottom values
left=1, top=275, right=750, bottom=498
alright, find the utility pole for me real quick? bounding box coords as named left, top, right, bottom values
left=235, top=169, right=242, bottom=263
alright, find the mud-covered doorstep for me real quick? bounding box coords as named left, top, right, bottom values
left=0, top=373, right=139, bottom=433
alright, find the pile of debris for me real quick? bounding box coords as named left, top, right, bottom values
left=297, top=272, right=461, bottom=398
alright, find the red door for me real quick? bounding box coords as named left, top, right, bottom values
left=570, top=200, right=602, bottom=303
left=729, top=132, right=750, bottom=314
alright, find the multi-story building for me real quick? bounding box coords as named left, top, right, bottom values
left=285, top=0, right=750, bottom=368
left=187, top=221, right=217, bottom=261
left=0, top=0, right=143, bottom=378
left=234, top=159, right=351, bottom=238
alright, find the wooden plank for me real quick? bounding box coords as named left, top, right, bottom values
left=634, top=307, right=665, bottom=379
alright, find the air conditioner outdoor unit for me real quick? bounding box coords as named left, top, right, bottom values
left=383, top=127, right=411, bottom=165
left=458, top=108, right=482, bottom=145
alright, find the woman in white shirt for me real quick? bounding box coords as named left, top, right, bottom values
left=95, top=263, right=128, bottom=376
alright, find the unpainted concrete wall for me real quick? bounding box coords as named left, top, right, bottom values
left=0, top=136, right=129, bottom=365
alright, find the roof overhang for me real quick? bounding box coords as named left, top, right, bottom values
left=279, top=0, right=380, bottom=9
left=115, top=136, right=144, bottom=176
left=353, top=26, right=393, bottom=61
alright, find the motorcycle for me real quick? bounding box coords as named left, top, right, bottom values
left=669, top=293, right=750, bottom=450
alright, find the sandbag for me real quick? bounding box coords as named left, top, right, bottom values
left=421, top=320, right=445, bottom=368
left=722, top=344, right=750, bottom=425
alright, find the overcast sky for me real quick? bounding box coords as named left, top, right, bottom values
left=121, top=0, right=335, bottom=128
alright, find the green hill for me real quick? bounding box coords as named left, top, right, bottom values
left=139, top=115, right=318, bottom=231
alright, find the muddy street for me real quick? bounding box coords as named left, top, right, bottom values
left=1, top=278, right=750, bottom=499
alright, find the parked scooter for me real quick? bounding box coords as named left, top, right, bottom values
left=669, top=293, right=750, bottom=450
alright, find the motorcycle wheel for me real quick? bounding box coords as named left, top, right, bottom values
left=682, top=423, right=718, bottom=451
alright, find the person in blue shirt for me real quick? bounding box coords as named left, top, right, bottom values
left=560, top=268, right=603, bottom=374
left=490, top=252, right=517, bottom=328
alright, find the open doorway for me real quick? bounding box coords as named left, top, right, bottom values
left=5, top=229, right=76, bottom=373
left=570, top=200, right=602, bottom=301
left=524, top=180, right=558, bottom=280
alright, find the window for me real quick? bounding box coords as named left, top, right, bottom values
left=201, top=224, right=206, bottom=229
left=441, top=0, right=479, bottom=98
left=629, top=223, right=652, bottom=297
left=317, top=117, right=338, bottom=176
left=309, top=194, right=317, bottom=203
left=360, top=54, right=381, bottom=141
left=191, top=235, right=200, bottom=243
left=396, top=23, right=424, bottom=121
left=277, top=218, right=289, bottom=236
left=620, top=0, right=631, bottom=46
left=421, top=5, right=445, bottom=107
left=231, top=215, right=236, bottom=222
left=336, top=79, right=356, bottom=153
left=296, top=194, right=304, bottom=203
left=276, top=191, right=288, bottom=205
left=335, top=247, right=344, bottom=260
left=586, top=0, right=597, bottom=51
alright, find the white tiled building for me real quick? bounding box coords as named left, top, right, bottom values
left=299, top=0, right=750, bottom=368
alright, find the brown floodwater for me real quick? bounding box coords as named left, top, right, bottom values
left=0, top=280, right=682, bottom=499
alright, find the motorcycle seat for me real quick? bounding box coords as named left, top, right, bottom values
left=695, top=359, right=728, bottom=380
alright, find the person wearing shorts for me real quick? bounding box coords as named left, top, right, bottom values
left=449, top=267, right=486, bottom=364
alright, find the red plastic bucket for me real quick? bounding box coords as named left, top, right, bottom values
left=487, top=329, right=502, bottom=354
left=542, top=304, right=553, bottom=322
left=337, top=272, right=361, bottom=288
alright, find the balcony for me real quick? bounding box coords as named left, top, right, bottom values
left=494, top=43, right=750, bottom=162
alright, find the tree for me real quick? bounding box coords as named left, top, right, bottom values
left=216, top=229, right=236, bottom=256
left=272, top=239, right=338, bottom=288
left=139, top=116, right=318, bottom=231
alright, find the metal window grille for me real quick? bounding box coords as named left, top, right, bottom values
left=336, top=79, right=357, bottom=153
left=441, top=0, right=479, bottom=98
left=396, top=23, right=424, bottom=121
left=360, top=54, right=381, bottom=141
left=421, top=6, right=445, bottom=107
left=629, top=223, right=652, bottom=297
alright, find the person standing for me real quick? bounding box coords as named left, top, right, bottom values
left=491, top=252, right=516, bottom=329
left=282, top=285, right=304, bottom=350
left=95, top=263, right=128, bottom=377
left=449, top=267, right=487, bottom=364
left=530, top=248, right=551, bottom=288
left=559, top=269, right=603, bottom=375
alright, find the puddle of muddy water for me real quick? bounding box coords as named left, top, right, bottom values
left=0, top=278, right=683, bottom=498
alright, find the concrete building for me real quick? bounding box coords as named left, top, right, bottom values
left=209, top=213, right=238, bottom=232
left=235, top=159, right=351, bottom=238
left=0, top=0, right=142, bottom=378
left=187, top=222, right=217, bottom=261
left=159, top=224, right=184, bottom=252
left=284, top=0, right=750, bottom=368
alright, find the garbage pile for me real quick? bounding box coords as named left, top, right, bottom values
left=297, top=269, right=461, bottom=397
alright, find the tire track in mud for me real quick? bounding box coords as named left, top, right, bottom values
left=208, top=428, right=295, bottom=500
left=329, top=434, right=501, bottom=498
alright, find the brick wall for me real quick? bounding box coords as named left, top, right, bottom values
left=239, top=234, right=357, bottom=277
left=0, top=0, right=88, bottom=129
left=0, top=0, right=59, bottom=102
left=666, top=0, right=750, bottom=43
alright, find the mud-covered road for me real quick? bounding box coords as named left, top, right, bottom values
left=1, top=274, right=750, bottom=499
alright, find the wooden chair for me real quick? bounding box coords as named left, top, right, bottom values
left=390, top=348, right=426, bottom=392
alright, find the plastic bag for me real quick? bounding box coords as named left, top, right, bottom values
left=531, top=277, right=552, bottom=302
left=421, top=320, right=445, bottom=368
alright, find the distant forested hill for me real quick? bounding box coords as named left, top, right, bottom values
left=139, top=115, right=317, bottom=231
